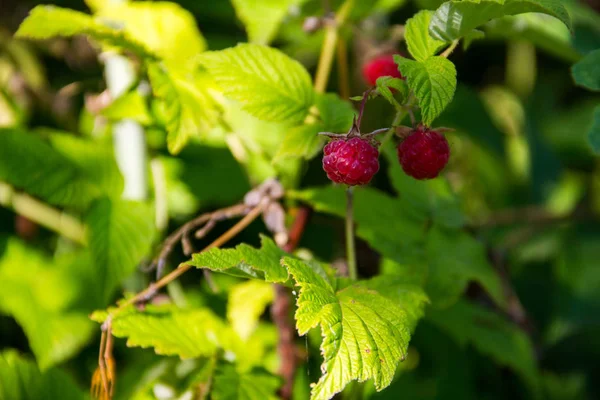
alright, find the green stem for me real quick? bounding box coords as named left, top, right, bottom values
left=440, top=39, right=460, bottom=58
left=346, top=186, right=357, bottom=280
left=0, top=181, right=86, bottom=244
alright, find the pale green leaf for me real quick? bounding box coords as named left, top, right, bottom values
left=100, top=91, right=152, bottom=125
left=228, top=280, right=274, bottom=340
left=405, top=10, right=447, bottom=61
left=427, top=301, right=540, bottom=393
left=315, top=93, right=356, bottom=133
left=15, top=5, right=152, bottom=57
left=148, top=63, right=221, bottom=154
left=198, top=44, right=314, bottom=125
left=0, top=350, right=86, bottom=400
left=376, top=76, right=409, bottom=109
left=587, top=106, right=600, bottom=154
left=96, top=2, right=205, bottom=71
left=283, top=257, right=427, bottom=399
left=395, top=56, right=457, bottom=125
left=190, top=235, right=288, bottom=283
left=232, top=0, right=302, bottom=45
left=212, top=362, right=281, bottom=400
left=429, top=0, right=572, bottom=42
left=274, top=123, right=323, bottom=161
left=86, top=198, right=156, bottom=303
left=0, top=129, right=116, bottom=209
left=572, top=49, right=600, bottom=91
left=0, top=239, right=95, bottom=369
left=426, top=226, right=506, bottom=308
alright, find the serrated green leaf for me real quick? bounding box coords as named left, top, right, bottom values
left=232, top=0, right=303, bottom=45
left=274, top=123, right=324, bottom=161
left=463, top=29, right=485, bottom=50
left=429, top=0, right=572, bottom=42
left=86, top=198, right=156, bottom=303
left=212, top=362, right=281, bottom=400
left=148, top=63, right=221, bottom=154
left=198, top=44, right=314, bottom=125
left=15, top=5, right=152, bottom=57
left=315, top=93, right=356, bottom=133
left=228, top=280, right=274, bottom=340
left=405, top=10, right=447, bottom=61
left=587, top=106, right=600, bottom=154
left=190, top=235, right=288, bottom=283
left=426, top=226, right=506, bottom=308
left=572, top=49, right=600, bottom=91
left=0, top=129, right=115, bottom=209
left=110, top=306, right=226, bottom=358
left=427, top=301, right=540, bottom=393
left=283, top=257, right=427, bottom=399
left=376, top=76, right=409, bottom=109
left=96, top=2, right=205, bottom=71
left=0, top=350, right=87, bottom=400
left=100, top=91, right=152, bottom=125
left=0, top=239, right=95, bottom=369
left=395, top=56, right=457, bottom=126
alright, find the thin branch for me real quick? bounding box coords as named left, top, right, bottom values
left=440, top=39, right=460, bottom=58
left=345, top=187, right=357, bottom=280
left=356, top=88, right=373, bottom=129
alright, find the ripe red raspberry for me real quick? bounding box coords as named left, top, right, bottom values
left=362, top=54, right=403, bottom=86
left=323, top=137, right=379, bottom=186
left=397, top=127, right=450, bottom=180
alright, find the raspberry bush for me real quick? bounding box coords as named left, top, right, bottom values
left=1, top=1, right=599, bottom=400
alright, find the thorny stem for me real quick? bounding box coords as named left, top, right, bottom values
left=346, top=187, right=357, bottom=280
left=440, top=39, right=460, bottom=58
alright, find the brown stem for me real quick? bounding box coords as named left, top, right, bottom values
left=356, top=88, right=373, bottom=129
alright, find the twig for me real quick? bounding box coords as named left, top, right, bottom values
left=440, top=39, right=460, bottom=58
left=345, top=187, right=357, bottom=280
left=355, top=88, right=373, bottom=129
left=0, top=181, right=86, bottom=244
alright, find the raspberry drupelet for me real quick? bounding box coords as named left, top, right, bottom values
left=397, top=127, right=450, bottom=180
left=323, top=137, right=380, bottom=186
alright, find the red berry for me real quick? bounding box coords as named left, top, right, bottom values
left=362, top=54, right=403, bottom=86
left=397, top=127, right=450, bottom=180
left=323, top=137, right=379, bottom=186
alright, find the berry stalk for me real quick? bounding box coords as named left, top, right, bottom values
left=346, top=186, right=357, bottom=280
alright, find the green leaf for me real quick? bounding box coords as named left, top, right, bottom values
left=462, top=29, right=486, bottom=50
left=405, top=10, right=447, bottom=61
left=228, top=280, right=274, bottom=340
left=190, top=235, right=288, bottom=283
left=148, top=63, right=221, bottom=154
left=96, top=2, right=206, bottom=71
left=376, top=76, right=409, bottom=109
left=100, top=91, right=152, bottom=125
left=315, top=93, right=357, bottom=133
left=274, top=123, right=323, bottom=161
left=108, top=306, right=227, bottom=358
left=0, top=238, right=95, bottom=369
left=198, top=44, right=314, bottom=125
left=395, top=56, right=457, bottom=126
left=429, top=0, right=572, bottom=42
left=572, top=49, right=600, bottom=91
left=15, top=5, right=152, bottom=57
left=231, top=0, right=302, bottom=45
left=212, top=362, right=281, bottom=400
left=85, top=198, right=156, bottom=303
left=425, top=226, right=506, bottom=308
left=0, top=350, right=86, bottom=400
left=587, top=106, right=600, bottom=154
left=427, top=301, right=540, bottom=393
left=0, top=129, right=114, bottom=209
left=283, top=257, right=427, bottom=399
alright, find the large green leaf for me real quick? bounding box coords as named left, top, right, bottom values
left=395, top=56, right=457, bottom=126
left=212, top=362, right=281, bottom=400
left=96, top=1, right=205, bottom=71
left=588, top=106, right=600, bottom=154
left=315, top=92, right=357, bottom=133
left=405, top=10, right=447, bottom=61
left=283, top=257, right=427, bottom=399
left=231, top=0, right=303, bottom=45
left=189, top=235, right=288, bottom=283
left=429, top=0, right=572, bottom=42
left=85, top=198, right=156, bottom=302
left=274, top=123, right=324, bottom=161
left=0, top=350, right=86, bottom=400
left=148, top=63, right=221, bottom=154
left=228, top=280, right=274, bottom=340
left=427, top=301, right=540, bottom=393
left=572, top=49, right=600, bottom=91
left=198, top=44, right=314, bottom=125
left=0, top=239, right=95, bottom=369
left=15, top=5, right=152, bottom=57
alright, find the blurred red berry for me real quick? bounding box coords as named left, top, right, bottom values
left=397, top=127, right=450, bottom=180
left=323, top=137, right=379, bottom=186
left=362, top=54, right=403, bottom=86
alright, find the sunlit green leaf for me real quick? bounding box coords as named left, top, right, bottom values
left=212, top=362, right=281, bottom=400
left=315, top=93, right=356, bottom=133
left=405, top=10, right=447, bottom=61
left=231, top=0, right=304, bottom=45
left=274, top=123, right=323, bottom=161
left=100, top=91, right=152, bottom=125
left=228, top=280, right=274, bottom=340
